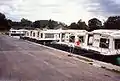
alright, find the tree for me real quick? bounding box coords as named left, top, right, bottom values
left=32, top=20, right=49, bottom=28
left=0, top=13, right=5, bottom=19
left=0, top=12, right=11, bottom=31
left=7, top=19, right=12, bottom=28
left=77, top=19, right=88, bottom=30
left=20, top=18, right=32, bottom=27
left=68, top=20, right=88, bottom=30
left=48, top=19, right=58, bottom=29
left=68, top=22, right=78, bottom=29
left=30, top=19, right=59, bottom=29
left=88, top=18, right=102, bottom=31
left=104, top=16, right=120, bottom=29
left=32, top=20, right=41, bottom=28
left=39, top=20, right=49, bottom=28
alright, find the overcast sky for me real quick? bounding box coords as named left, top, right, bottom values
left=0, top=0, right=120, bottom=25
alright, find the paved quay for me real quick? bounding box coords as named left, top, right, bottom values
left=0, top=35, right=120, bottom=81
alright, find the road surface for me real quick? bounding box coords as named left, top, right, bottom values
left=0, top=35, right=120, bottom=81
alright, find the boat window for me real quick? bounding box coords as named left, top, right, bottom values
left=87, top=34, right=93, bottom=45
left=45, top=33, right=54, bottom=38
left=62, top=33, right=65, bottom=42
left=41, top=33, right=43, bottom=38
left=62, top=33, right=65, bottom=38
left=11, top=34, right=24, bottom=36
left=78, top=36, right=84, bottom=43
left=12, top=31, right=16, bottom=33
left=27, top=32, right=29, bottom=36
left=30, top=31, right=32, bottom=36
left=59, top=34, right=60, bottom=38
left=33, top=32, right=35, bottom=37
left=69, top=36, right=75, bottom=43
left=99, top=38, right=109, bottom=48
left=37, top=32, right=39, bottom=37
left=115, top=39, right=120, bottom=49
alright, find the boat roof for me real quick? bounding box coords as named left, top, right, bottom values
left=10, top=28, right=28, bottom=32
left=41, top=29, right=87, bottom=33
left=91, top=29, right=120, bottom=38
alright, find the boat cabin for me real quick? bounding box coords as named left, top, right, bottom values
left=58, top=30, right=87, bottom=47
left=84, top=29, right=120, bottom=56
left=38, top=29, right=61, bottom=41
left=9, top=28, right=27, bottom=38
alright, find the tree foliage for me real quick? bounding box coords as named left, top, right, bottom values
left=77, top=20, right=88, bottom=30
left=68, top=19, right=88, bottom=30
left=32, top=19, right=59, bottom=29
left=68, top=22, right=78, bottom=29
left=48, top=19, right=58, bottom=29
left=104, top=16, right=120, bottom=29
left=0, top=12, right=11, bottom=31
left=10, top=18, right=32, bottom=29
left=20, top=18, right=32, bottom=27
left=88, top=18, right=102, bottom=31
left=32, top=20, right=41, bottom=28
left=2, top=11, right=120, bottom=31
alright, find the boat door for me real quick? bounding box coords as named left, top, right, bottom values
left=93, top=34, right=100, bottom=47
